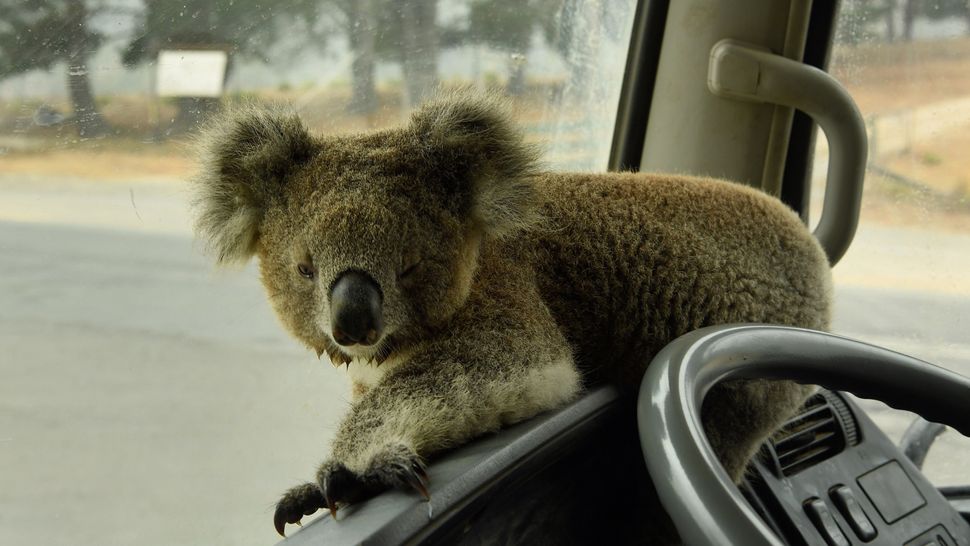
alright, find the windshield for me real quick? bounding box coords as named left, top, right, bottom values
left=2, top=1, right=969, bottom=544
left=822, top=0, right=970, bottom=488
left=0, top=1, right=636, bottom=544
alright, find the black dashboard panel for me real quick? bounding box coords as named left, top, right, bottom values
left=743, top=391, right=970, bottom=546
left=278, top=386, right=967, bottom=546
left=277, top=387, right=677, bottom=546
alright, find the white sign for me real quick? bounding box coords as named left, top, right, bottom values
left=156, top=50, right=229, bottom=98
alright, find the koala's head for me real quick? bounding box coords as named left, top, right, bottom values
left=193, top=93, right=539, bottom=364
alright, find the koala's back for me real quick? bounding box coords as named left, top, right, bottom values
left=526, top=171, right=832, bottom=386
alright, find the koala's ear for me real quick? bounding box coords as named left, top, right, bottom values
left=410, top=92, right=541, bottom=238
left=192, top=106, right=316, bottom=265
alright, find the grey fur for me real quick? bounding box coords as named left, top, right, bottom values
left=191, top=91, right=832, bottom=539
left=192, top=104, right=316, bottom=264
left=409, top=92, right=542, bottom=237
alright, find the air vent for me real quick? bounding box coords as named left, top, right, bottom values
left=760, top=393, right=857, bottom=477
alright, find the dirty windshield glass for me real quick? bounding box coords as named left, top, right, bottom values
left=825, top=0, right=970, bottom=488
left=0, top=1, right=636, bottom=544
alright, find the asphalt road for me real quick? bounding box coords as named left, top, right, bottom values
left=1, top=188, right=968, bottom=545
left=0, top=221, right=349, bottom=546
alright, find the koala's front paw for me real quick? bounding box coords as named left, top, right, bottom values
left=323, top=444, right=431, bottom=512
left=273, top=445, right=430, bottom=536
left=346, top=443, right=431, bottom=503
left=273, top=482, right=326, bottom=537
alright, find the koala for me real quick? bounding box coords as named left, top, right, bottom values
left=192, top=92, right=831, bottom=538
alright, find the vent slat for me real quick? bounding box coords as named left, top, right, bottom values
left=774, top=420, right=838, bottom=451
left=780, top=447, right=833, bottom=473
left=777, top=431, right=837, bottom=465
left=803, top=396, right=826, bottom=409
left=766, top=397, right=847, bottom=477
left=777, top=406, right=834, bottom=435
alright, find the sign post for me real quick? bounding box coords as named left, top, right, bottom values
left=156, top=50, right=229, bottom=98
left=152, top=48, right=230, bottom=138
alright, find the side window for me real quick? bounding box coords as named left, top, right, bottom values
left=825, top=0, right=970, bottom=487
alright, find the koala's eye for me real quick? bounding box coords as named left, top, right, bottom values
left=398, top=253, right=422, bottom=281
left=400, top=261, right=420, bottom=279
left=297, top=262, right=316, bottom=280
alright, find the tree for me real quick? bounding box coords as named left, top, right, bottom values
left=0, top=0, right=109, bottom=137
left=323, top=0, right=444, bottom=113
left=830, top=0, right=970, bottom=44
left=461, top=0, right=606, bottom=97
left=913, top=0, right=970, bottom=35
left=399, top=0, right=439, bottom=107
left=903, top=0, right=918, bottom=40
left=539, top=0, right=624, bottom=101
left=340, top=0, right=379, bottom=115
left=370, top=0, right=440, bottom=108
left=311, top=0, right=381, bottom=116
left=122, top=0, right=326, bottom=133
left=886, top=0, right=898, bottom=42
left=833, top=0, right=897, bottom=44
left=466, top=0, right=540, bottom=95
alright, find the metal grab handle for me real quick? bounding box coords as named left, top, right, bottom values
left=708, top=40, right=868, bottom=265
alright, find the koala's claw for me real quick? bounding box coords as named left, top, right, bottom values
left=319, top=462, right=374, bottom=517
left=273, top=452, right=431, bottom=536
left=405, top=459, right=431, bottom=500
left=274, top=482, right=326, bottom=537
left=360, top=445, right=431, bottom=501
left=405, top=473, right=431, bottom=500
left=313, top=446, right=432, bottom=515
left=324, top=494, right=339, bottom=520
left=412, top=458, right=429, bottom=481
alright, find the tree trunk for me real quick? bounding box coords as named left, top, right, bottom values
left=400, top=0, right=438, bottom=109
left=506, top=58, right=527, bottom=96
left=563, top=0, right=598, bottom=103
left=902, top=0, right=916, bottom=41
left=66, top=62, right=108, bottom=138
left=346, top=0, right=378, bottom=115
left=885, top=0, right=897, bottom=42
left=65, top=0, right=108, bottom=138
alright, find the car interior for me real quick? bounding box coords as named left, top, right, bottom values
left=1, top=1, right=969, bottom=545
left=273, top=1, right=970, bottom=545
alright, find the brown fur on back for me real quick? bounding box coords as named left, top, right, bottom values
left=525, top=172, right=830, bottom=385
left=191, top=91, right=832, bottom=539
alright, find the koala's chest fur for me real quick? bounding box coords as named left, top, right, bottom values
left=342, top=352, right=410, bottom=398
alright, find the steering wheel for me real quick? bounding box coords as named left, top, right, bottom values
left=637, top=324, right=970, bottom=546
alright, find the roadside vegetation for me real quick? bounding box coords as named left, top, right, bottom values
left=2, top=0, right=970, bottom=231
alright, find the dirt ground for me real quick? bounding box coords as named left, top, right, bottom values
left=883, top=130, right=970, bottom=198
left=0, top=84, right=573, bottom=181
left=832, top=37, right=970, bottom=114
left=0, top=144, right=194, bottom=181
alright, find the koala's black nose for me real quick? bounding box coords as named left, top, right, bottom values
left=329, top=270, right=384, bottom=347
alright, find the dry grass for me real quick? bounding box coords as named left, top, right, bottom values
left=0, top=82, right=578, bottom=182
left=0, top=144, right=194, bottom=181
left=858, top=173, right=970, bottom=232
left=834, top=37, right=970, bottom=114
left=829, top=38, right=970, bottom=232
left=3, top=38, right=970, bottom=237
left=883, top=129, right=970, bottom=199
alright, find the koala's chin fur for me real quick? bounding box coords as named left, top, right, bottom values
left=192, top=91, right=831, bottom=539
